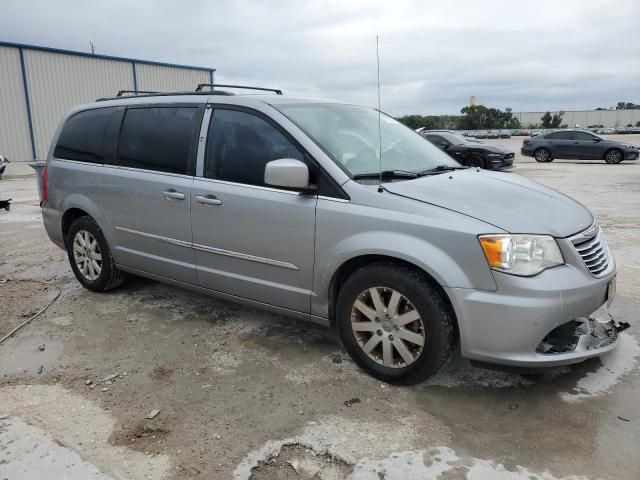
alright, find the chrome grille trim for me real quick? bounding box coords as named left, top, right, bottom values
left=571, top=222, right=611, bottom=277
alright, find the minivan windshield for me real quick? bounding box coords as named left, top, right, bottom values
left=276, top=103, right=460, bottom=178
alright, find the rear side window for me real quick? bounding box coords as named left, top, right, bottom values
left=116, top=107, right=201, bottom=175
left=54, top=108, right=118, bottom=163
left=548, top=131, right=573, bottom=140
left=204, top=109, right=304, bottom=186
left=573, top=132, right=595, bottom=141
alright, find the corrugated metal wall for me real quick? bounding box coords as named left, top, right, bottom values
left=24, top=49, right=134, bottom=159
left=0, top=46, right=33, bottom=161
left=0, top=42, right=215, bottom=162
left=135, top=64, right=209, bottom=92
left=515, top=110, right=640, bottom=128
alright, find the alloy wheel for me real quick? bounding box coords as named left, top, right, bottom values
left=73, top=230, right=102, bottom=281
left=605, top=150, right=622, bottom=164
left=535, top=149, right=549, bottom=162
left=350, top=287, right=426, bottom=368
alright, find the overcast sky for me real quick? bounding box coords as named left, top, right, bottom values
left=3, top=0, right=639, bottom=115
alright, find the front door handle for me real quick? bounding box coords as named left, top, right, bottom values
left=162, top=189, right=185, bottom=200
left=195, top=194, right=222, bottom=206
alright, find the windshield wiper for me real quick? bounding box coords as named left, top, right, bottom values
left=418, top=165, right=469, bottom=176
left=352, top=170, right=418, bottom=180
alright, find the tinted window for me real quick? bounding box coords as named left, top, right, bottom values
left=548, top=131, right=574, bottom=140
left=205, top=109, right=304, bottom=186
left=54, top=108, right=117, bottom=163
left=116, top=107, right=201, bottom=175
left=573, top=131, right=596, bottom=141
left=425, top=134, right=446, bottom=145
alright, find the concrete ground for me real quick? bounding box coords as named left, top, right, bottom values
left=1, top=135, right=639, bottom=479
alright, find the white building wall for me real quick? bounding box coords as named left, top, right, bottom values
left=23, top=50, right=134, bottom=159
left=135, top=64, right=209, bottom=93
left=0, top=46, right=33, bottom=162
left=515, top=110, right=640, bottom=128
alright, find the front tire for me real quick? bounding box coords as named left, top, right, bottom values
left=66, top=216, right=125, bottom=292
left=604, top=149, right=623, bottom=164
left=336, top=262, right=456, bottom=385
left=534, top=148, right=553, bottom=163
left=467, top=154, right=486, bottom=169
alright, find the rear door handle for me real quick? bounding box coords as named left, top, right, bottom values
left=195, top=194, right=222, bottom=206
left=162, top=189, right=185, bottom=200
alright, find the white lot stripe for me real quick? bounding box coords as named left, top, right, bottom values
left=560, top=333, right=640, bottom=403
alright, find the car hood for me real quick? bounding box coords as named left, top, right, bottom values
left=384, top=169, right=593, bottom=237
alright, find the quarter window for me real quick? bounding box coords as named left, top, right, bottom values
left=54, top=107, right=118, bottom=163
left=116, top=107, right=201, bottom=175
left=204, top=109, right=304, bottom=186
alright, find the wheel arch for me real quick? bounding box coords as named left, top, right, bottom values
left=326, top=254, right=460, bottom=340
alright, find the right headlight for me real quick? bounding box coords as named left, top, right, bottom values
left=479, top=234, right=564, bottom=276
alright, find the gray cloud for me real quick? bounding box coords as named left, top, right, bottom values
left=2, top=0, right=638, bottom=115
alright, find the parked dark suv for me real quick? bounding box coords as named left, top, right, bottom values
left=521, top=129, right=640, bottom=164
left=422, top=131, right=514, bottom=170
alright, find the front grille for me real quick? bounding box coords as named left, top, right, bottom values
left=571, top=224, right=611, bottom=277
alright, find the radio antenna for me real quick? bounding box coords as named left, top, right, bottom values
left=376, top=35, right=383, bottom=193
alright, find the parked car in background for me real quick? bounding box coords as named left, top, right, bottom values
left=522, top=129, right=640, bottom=163
left=499, top=130, right=511, bottom=138
left=422, top=131, right=514, bottom=170
left=474, top=130, right=489, bottom=139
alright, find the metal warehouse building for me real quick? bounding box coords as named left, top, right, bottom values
left=514, top=109, right=640, bottom=129
left=0, top=41, right=215, bottom=162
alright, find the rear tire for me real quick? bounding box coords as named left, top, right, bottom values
left=604, top=149, right=623, bottom=164
left=66, top=216, right=126, bottom=292
left=336, top=262, right=456, bottom=385
left=534, top=148, right=553, bottom=163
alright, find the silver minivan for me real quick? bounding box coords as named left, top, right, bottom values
left=42, top=86, right=624, bottom=384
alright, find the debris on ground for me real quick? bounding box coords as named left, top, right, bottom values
left=332, top=355, right=343, bottom=364
left=101, top=373, right=119, bottom=383
left=509, top=404, right=519, bottom=410
left=85, top=379, right=92, bottom=385
left=252, top=444, right=352, bottom=479
left=36, top=344, right=45, bottom=351
left=617, top=416, right=631, bottom=422
left=144, top=409, right=161, bottom=420
left=37, top=366, right=44, bottom=374
left=343, top=398, right=361, bottom=407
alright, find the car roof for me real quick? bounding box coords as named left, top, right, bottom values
left=71, top=92, right=356, bottom=116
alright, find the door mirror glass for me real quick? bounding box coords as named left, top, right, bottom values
left=440, top=142, right=449, bottom=149
left=264, top=159, right=311, bottom=189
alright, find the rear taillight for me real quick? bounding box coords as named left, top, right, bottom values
left=523, top=140, right=530, bottom=145
left=41, top=165, right=48, bottom=206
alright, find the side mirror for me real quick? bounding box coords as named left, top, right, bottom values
left=593, top=137, right=601, bottom=142
left=440, top=143, right=449, bottom=149
left=264, top=158, right=311, bottom=190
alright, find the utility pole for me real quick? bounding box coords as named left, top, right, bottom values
left=89, top=40, right=95, bottom=54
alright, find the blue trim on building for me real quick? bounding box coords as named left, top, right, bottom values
left=0, top=40, right=215, bottom=73
left=132, top=62, right=138, bottom=92
left=18, top=48, right=37, bottom=160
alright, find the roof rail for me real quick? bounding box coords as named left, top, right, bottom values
left=195, top=83, right=283, bottom=95
left=116, top=90, right=159, bottom=97
left=96, top=90, right=234, bottom=102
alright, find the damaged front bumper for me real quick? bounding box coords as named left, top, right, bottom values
left=445, top=257, right=628, bottom=368
left=537, top=316, right=630, bottom=354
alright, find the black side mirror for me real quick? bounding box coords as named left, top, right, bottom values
left=593, top=137, right=601, bottom=142
left=440, top=143, right=449, bottom=149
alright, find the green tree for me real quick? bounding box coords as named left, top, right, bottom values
left=636, top=121, right=640, bottom=127
left=458, top=105, right=521, bottom=130
left=541, top=111, right=564, bottom=128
